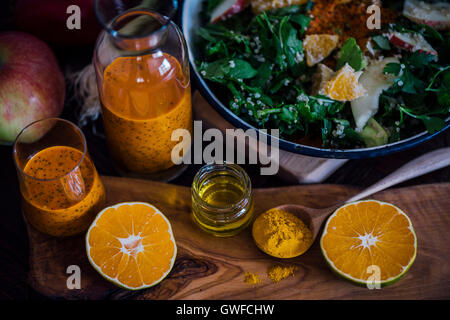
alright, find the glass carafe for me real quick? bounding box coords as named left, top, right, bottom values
left=93, top=0, right=192, bottom=181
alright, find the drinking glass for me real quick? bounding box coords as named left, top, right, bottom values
left=94, top=0, right=192, bottom=181
left=13, top=118, right=106, bottom=237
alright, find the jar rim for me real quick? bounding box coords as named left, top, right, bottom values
left=13, top=118, right=87, bottom=183
left=191, top=162, right=252, bottom=217
left=94, top=0, right=178, bottom=40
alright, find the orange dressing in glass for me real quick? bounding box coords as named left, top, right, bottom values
left=22, top=146, right=105, bottom=236
left=101, top=52, right=192, bottom=174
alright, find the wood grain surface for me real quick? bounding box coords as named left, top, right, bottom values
left=27, top=176, right=450, bottom=300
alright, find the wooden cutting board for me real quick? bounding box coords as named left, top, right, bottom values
left=27, top=176, right=450, bottom=300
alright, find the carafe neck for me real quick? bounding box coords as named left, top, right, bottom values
left=106, top=10, right=169, bottom=53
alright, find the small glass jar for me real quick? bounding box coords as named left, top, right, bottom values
left=191, top=163, right=254, bottom=237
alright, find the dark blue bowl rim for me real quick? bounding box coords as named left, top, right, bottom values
left=181, top=0, right=450, bottom=159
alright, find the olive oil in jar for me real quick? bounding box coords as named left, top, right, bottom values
left=191, top=163, right=253, bottom=237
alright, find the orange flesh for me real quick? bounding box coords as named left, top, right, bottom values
left=322, top=64, right=366, bottom=101
left=321, top=201, right=416, bottom=282
left=87, top=203, right=176, bottom=288
left=22, top=146, right=105, bottom=236
left=101, top=52, right=192, bottom=174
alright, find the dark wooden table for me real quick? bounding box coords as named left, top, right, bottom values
left=1, top=14, right=449, bottom=300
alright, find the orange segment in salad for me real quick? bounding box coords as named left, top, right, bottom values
left=320, top=63, right=367, bottom=101
left=303, top=34, right=340, bottom=67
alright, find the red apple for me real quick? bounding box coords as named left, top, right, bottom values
left=14, top=0, right=101, bottom=47
left=387, top=31, right=438, bottom=57
left=211, top=0, right=250, bottom=23
left=403, top=0, right=450, bottom=31
left=0, top=32, right=65, bottom=144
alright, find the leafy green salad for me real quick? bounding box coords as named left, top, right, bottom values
left=195, top=0, right=449, bottom=149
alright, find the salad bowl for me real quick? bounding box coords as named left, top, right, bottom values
left=181, top=0, right=450, bottom=159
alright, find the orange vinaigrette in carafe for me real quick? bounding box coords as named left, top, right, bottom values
left=100, top=51, right=192, bottom=175
left=94, top=3, right=192, bottom=180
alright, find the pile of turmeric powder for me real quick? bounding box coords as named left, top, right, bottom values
left=268, top=265, right=298, bottom=283
left=252, top=208, right=313, bottom=258
left=244, top=265, right=298, bottom=285
left=244, top=272, right=262, bottom=285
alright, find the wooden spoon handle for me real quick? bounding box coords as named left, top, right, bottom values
left=346, top=147, right=450, bottom=203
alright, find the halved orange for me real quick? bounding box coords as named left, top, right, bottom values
left=320, top=200, right=417, bottom=286
left=86, top=202, right=177, bottom=290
